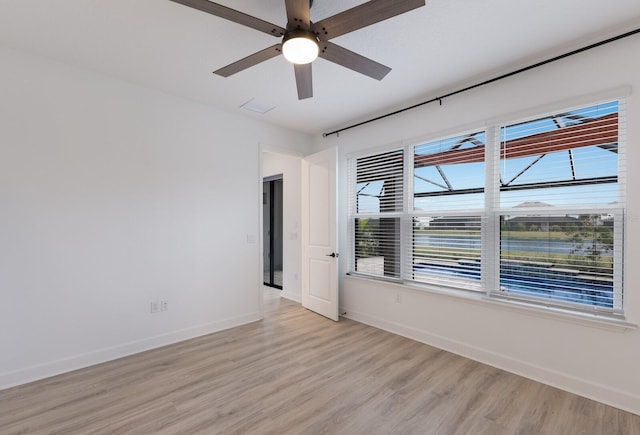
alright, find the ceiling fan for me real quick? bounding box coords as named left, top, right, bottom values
left=169, top=0, right=426, bottom=99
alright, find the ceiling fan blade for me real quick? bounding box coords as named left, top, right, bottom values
left=318, top=41, right=391, bottom=80
left=294, top=63, right=313, bottom=100
left=169, top=0, right=286, bottom=37
left=312, top=0, right=425, bottom=40
left=214, top=44, right=282, bottom=77
left=285, top=0, right=310, bottom=28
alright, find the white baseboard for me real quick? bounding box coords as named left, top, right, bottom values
left=341, top=306, right=640, bottom=417
left=280, top=290, right=301, bottom=303
left=0, top=311, right=261, bottom=390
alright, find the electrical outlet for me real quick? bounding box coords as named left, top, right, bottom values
left=150, top=301, right=159, bottom=313
left=160, top=300, right=168, bottom=312
left=395, top=293, right=403, bottom=304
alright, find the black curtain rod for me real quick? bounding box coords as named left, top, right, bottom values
left=322, top=27, right=640, bottom=138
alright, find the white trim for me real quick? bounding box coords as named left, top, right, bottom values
left=401, top=143, right=413, bottom=280
left=484, top=125, right=500, bottom=295
left=340, top=304, right=640, bottom=416
left=410, top=209, right=486, bottom=218
left=0, top=312, right=261, bottom=390
left=260, top=144, right=306, bottom=312
left=259, top=144, right=265, bottom=318
left=497, top=205, right=622, bottom=216
left=280, top=290, right=302, bottom=303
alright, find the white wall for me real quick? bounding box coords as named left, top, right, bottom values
left=0, top=46, right=311, bottom=388
left=262, top=152, right=303, bottom=302
left=313, top=34, right=640, bottom=414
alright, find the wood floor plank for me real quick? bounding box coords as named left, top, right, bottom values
left=1, top=288, right=638, bottom=434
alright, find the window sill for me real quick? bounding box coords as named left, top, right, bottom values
left=344, top=273, right=637, bottom=332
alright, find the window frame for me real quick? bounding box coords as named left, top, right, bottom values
left=347, top=98, right=627, bottom=320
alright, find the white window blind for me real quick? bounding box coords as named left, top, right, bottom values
left=350, top=149, right=403, bottom=279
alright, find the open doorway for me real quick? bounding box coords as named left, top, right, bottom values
left=263, top=175, right=283, bottom=289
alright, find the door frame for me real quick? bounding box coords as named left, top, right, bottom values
left=263, top=175, right=283, bottom=290
left=258, top=144, right=305, bottom=318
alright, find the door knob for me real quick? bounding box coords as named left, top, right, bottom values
left=326, top=252, right=339, bottom=258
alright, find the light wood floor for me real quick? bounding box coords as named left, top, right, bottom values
left=1, top=288, right=639, bottom=434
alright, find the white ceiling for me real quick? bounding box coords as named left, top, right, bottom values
left=1, top=0, right=639, bottom=135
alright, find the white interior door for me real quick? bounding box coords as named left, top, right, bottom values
left=302, top=147, right=338, bottom=321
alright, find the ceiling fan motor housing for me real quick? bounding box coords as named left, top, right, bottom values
left=282, top=29, right=320, bottom=64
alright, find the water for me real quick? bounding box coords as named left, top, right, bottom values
left=413, top=234, right=611, bottom=256
left=412, top=233, right=614, bottom=308
left=413, top=262, right=614, bottom=308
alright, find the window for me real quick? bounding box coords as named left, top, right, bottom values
left=495, top=102, right=623, bottom=311
left=410, top=132, right=486, bottom=291
left=350, top=149, right=403, bottom=279
left=348, top=100, right=625, bottom=316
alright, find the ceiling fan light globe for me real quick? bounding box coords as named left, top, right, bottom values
left=282, top=35, right=319, bottom=64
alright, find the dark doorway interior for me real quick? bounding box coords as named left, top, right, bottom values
left=263, top=176, right=283, bottom=289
